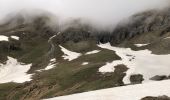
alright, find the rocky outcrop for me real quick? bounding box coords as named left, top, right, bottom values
left=141, top=95, right=170, bottom=100
left=110, top=8, right=170, bottom=45
left=130, top=74, right=144, bottom=84
left=150, top=75, right=170, bottom=81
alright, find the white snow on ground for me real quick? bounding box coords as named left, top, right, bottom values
left=44, top=80, right=170, bottom=100
left=82, top=62, right=89, bottom=65
left=11, top=36, right=19, bottom=40
left=37, top=58, right=57, bottom=71
left=45, top=58, right=57, bottom=70
left=45, top=64, right=56, bottom=70
left=0, top=57, right=32, bottom=83
left=50, top=58, right=56, bottom=62
left=98, top=43, right=170, bottom=84
left=164, top=37, right=170, bottom=39
left=134, top=43, right=149, bottom=47
left=85, top=50, right=101, bottom=55
left=59, top=45, right=82, bottom=61
left=0, top=35, right=8, bottom=41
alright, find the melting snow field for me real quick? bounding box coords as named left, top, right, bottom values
left=82, top=62, right=89, bottom=65
left=0, top=35, right=8, bottom=41
left=98, top=43, right=170, bottom=84
left=0, top=57, right=32, bottom=83
left=37, top=58, right=57, bottom=71
left=45, top=58, right=57, bottom=70
left=85, top=50, right=101, bottom=55
left=44, top=80, right=170, bottom=100
left=11, top=35, right=19, bottom=40
left=59, top=45, right=82, bottom=61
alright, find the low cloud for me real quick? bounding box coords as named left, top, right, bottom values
left=0, top=0, right=169, bottom=30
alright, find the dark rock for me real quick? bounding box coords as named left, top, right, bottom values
left=114, top=64, right=128, bottom=73
left=54, top=29, right=91, bottom=44
left=130, top=74, right=144, bottom=84
left=141, top=95, right=170, bottom=100
left=150, top=75, right=168, bottom=81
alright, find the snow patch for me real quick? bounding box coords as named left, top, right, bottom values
left=11, top=36, right=19, bottom=40
left=59, top=45, right=81, bottom=61
left=134, top=43, right=149, bottom=47
left=37, top=58, right=57, bottom=71
left=44, top=80, right=170, bottom=100
left=0, top=35, right=8, bottom=41
left=45, top=64, right=56, bottom=70
left=45, top=58, right=57, bottom=70
left=98, top=43, right=170, bottom=84
left=82, top=62, right=89, bottom=65
left=85, top=50, right=101, bottom=55
left=50, top=58, right=56, bottom=62
left=0, top=57, right=32, bottom=83
left=164, top=37, right=170, bottom=39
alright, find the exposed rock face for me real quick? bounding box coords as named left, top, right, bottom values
left=130, top=74, right=144, bottom=84
left=150, top=75, right=169, bottom=81
left=109, top=8, right=170, bottom=45
left=54, top=29, right=91, bottom=43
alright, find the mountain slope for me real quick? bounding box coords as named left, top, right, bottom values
left=44, top=80, right=170, bottom=100
left=0, top=8, right=170, bottom=100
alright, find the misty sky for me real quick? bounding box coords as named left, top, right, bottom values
left=0, top=0, right=169, bottom=28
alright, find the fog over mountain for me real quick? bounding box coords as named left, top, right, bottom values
left=1, top=1, right=170, bottom=100
left=0, top=0, right=170, bottom=30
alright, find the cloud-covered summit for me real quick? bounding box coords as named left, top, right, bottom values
left=0, top=0, right=169, bottom=30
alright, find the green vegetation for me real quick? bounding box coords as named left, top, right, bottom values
left=0, top=83, right=19, bottom=100
left=0, top=33, right=125, bottom=99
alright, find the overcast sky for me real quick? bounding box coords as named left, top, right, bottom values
left=0, top=0, right=169, bottom=28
